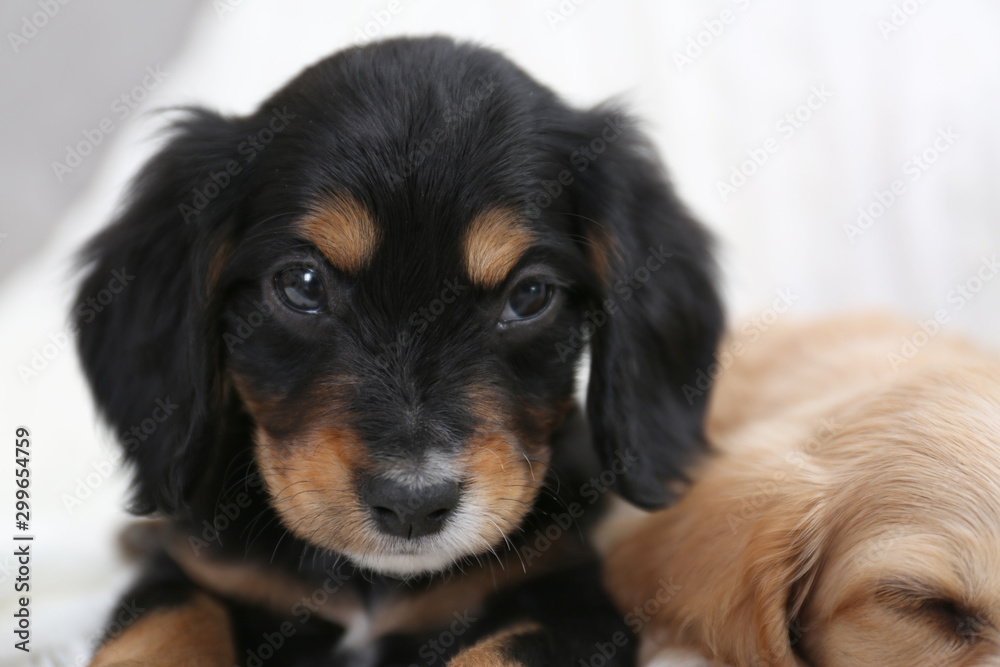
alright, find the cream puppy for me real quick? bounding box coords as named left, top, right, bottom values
left=605, top=315, right=1000, bottom=667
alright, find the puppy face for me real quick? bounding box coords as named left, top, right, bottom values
left=75, top=37, right=722, bottom=577
left=797, top=371, right=1000, bottom=666
left=223, top=197, right=581, bottom=574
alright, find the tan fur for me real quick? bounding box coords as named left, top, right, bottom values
left=462, top=208, right=536, bottom=289
left=89, top=593, right=235, bottom=666
left=160, top=523, right=501, bottom=636
left=205, top=236, right=232, bottom=296
left=155, top=526, right=365, bottom=629
left=254, top=422, right=377, bottom=558
left=234, top=367, right=385, bottom=560
left=457, top=382, right=552, bottom=554
left=606, top=313, right=1000, bottom=667
left=152, top=518, right=568, bottom=641
left=297, top=193, right=380, bottom=273
left=447, top=622, right=543, bottom=666
left=237, top=373, right=550, bottom=575
left=458, top=429, right=548, bottom=549
left=584, top=224, right=620, bottom=289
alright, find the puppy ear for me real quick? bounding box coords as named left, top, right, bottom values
left=569, top=110, right=724, bottom=508
left=75, top=110, right=249, bottom=515
left=734, top=500, right=822, bottom=666
left=605, top=461, right=823, bottom=667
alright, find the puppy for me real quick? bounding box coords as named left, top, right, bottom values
left=605, top=314, right=1000, bottom=667
left=75, top=37, right=723, bottom=665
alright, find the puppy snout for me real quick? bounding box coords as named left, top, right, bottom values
left=363, top=476, right=460, bottom=539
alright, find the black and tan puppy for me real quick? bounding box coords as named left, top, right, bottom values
left=76, top=36, right=722, bottom=666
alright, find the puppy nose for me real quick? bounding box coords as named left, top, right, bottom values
left=363, top=477, right=460, bottom=539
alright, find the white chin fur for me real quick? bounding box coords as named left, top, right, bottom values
left=342, top=503, right=498, bottom=577
left=346, top=548, right=466, bottom=577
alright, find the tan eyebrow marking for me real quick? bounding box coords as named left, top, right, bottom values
left=584, top=223, right=621, bottom=289
left=296, top=193, right=380, bottom=272
left=462, top=208, right=536, bottom=289
left=204, top=238, right=232, bottom=296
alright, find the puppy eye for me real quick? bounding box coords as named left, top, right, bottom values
left=501, top=279, right=554, bottom=322
left=924, top=599, right=984, bottom=643
left=275, top=267, right=326, bottom=312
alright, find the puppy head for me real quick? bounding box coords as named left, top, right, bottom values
left=609, top=364, right=1000, bottom=666
left=75, top=37, right=721, bottom=577
left=796, top=367, right=1000, bottom=666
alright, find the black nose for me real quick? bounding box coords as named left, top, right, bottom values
left=362, top=477, right=460, bottom=539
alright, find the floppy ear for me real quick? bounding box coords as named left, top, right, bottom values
left=730, top=499, right=822, bottom=666
left=604, top=461, right=822, bottom=667
left=569, top=110, right=724, bottom=508
left=75, top=110, right=251, bottom=515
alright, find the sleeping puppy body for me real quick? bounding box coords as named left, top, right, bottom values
left=606, top=314, right=1000, bottom=667
left=75, top=37, right=723, bottom=665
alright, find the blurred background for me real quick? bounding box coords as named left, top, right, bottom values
left=1, top=0, right=999, bottom=663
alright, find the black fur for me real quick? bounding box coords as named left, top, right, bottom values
left=76, top=36, right=722, bottom=665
